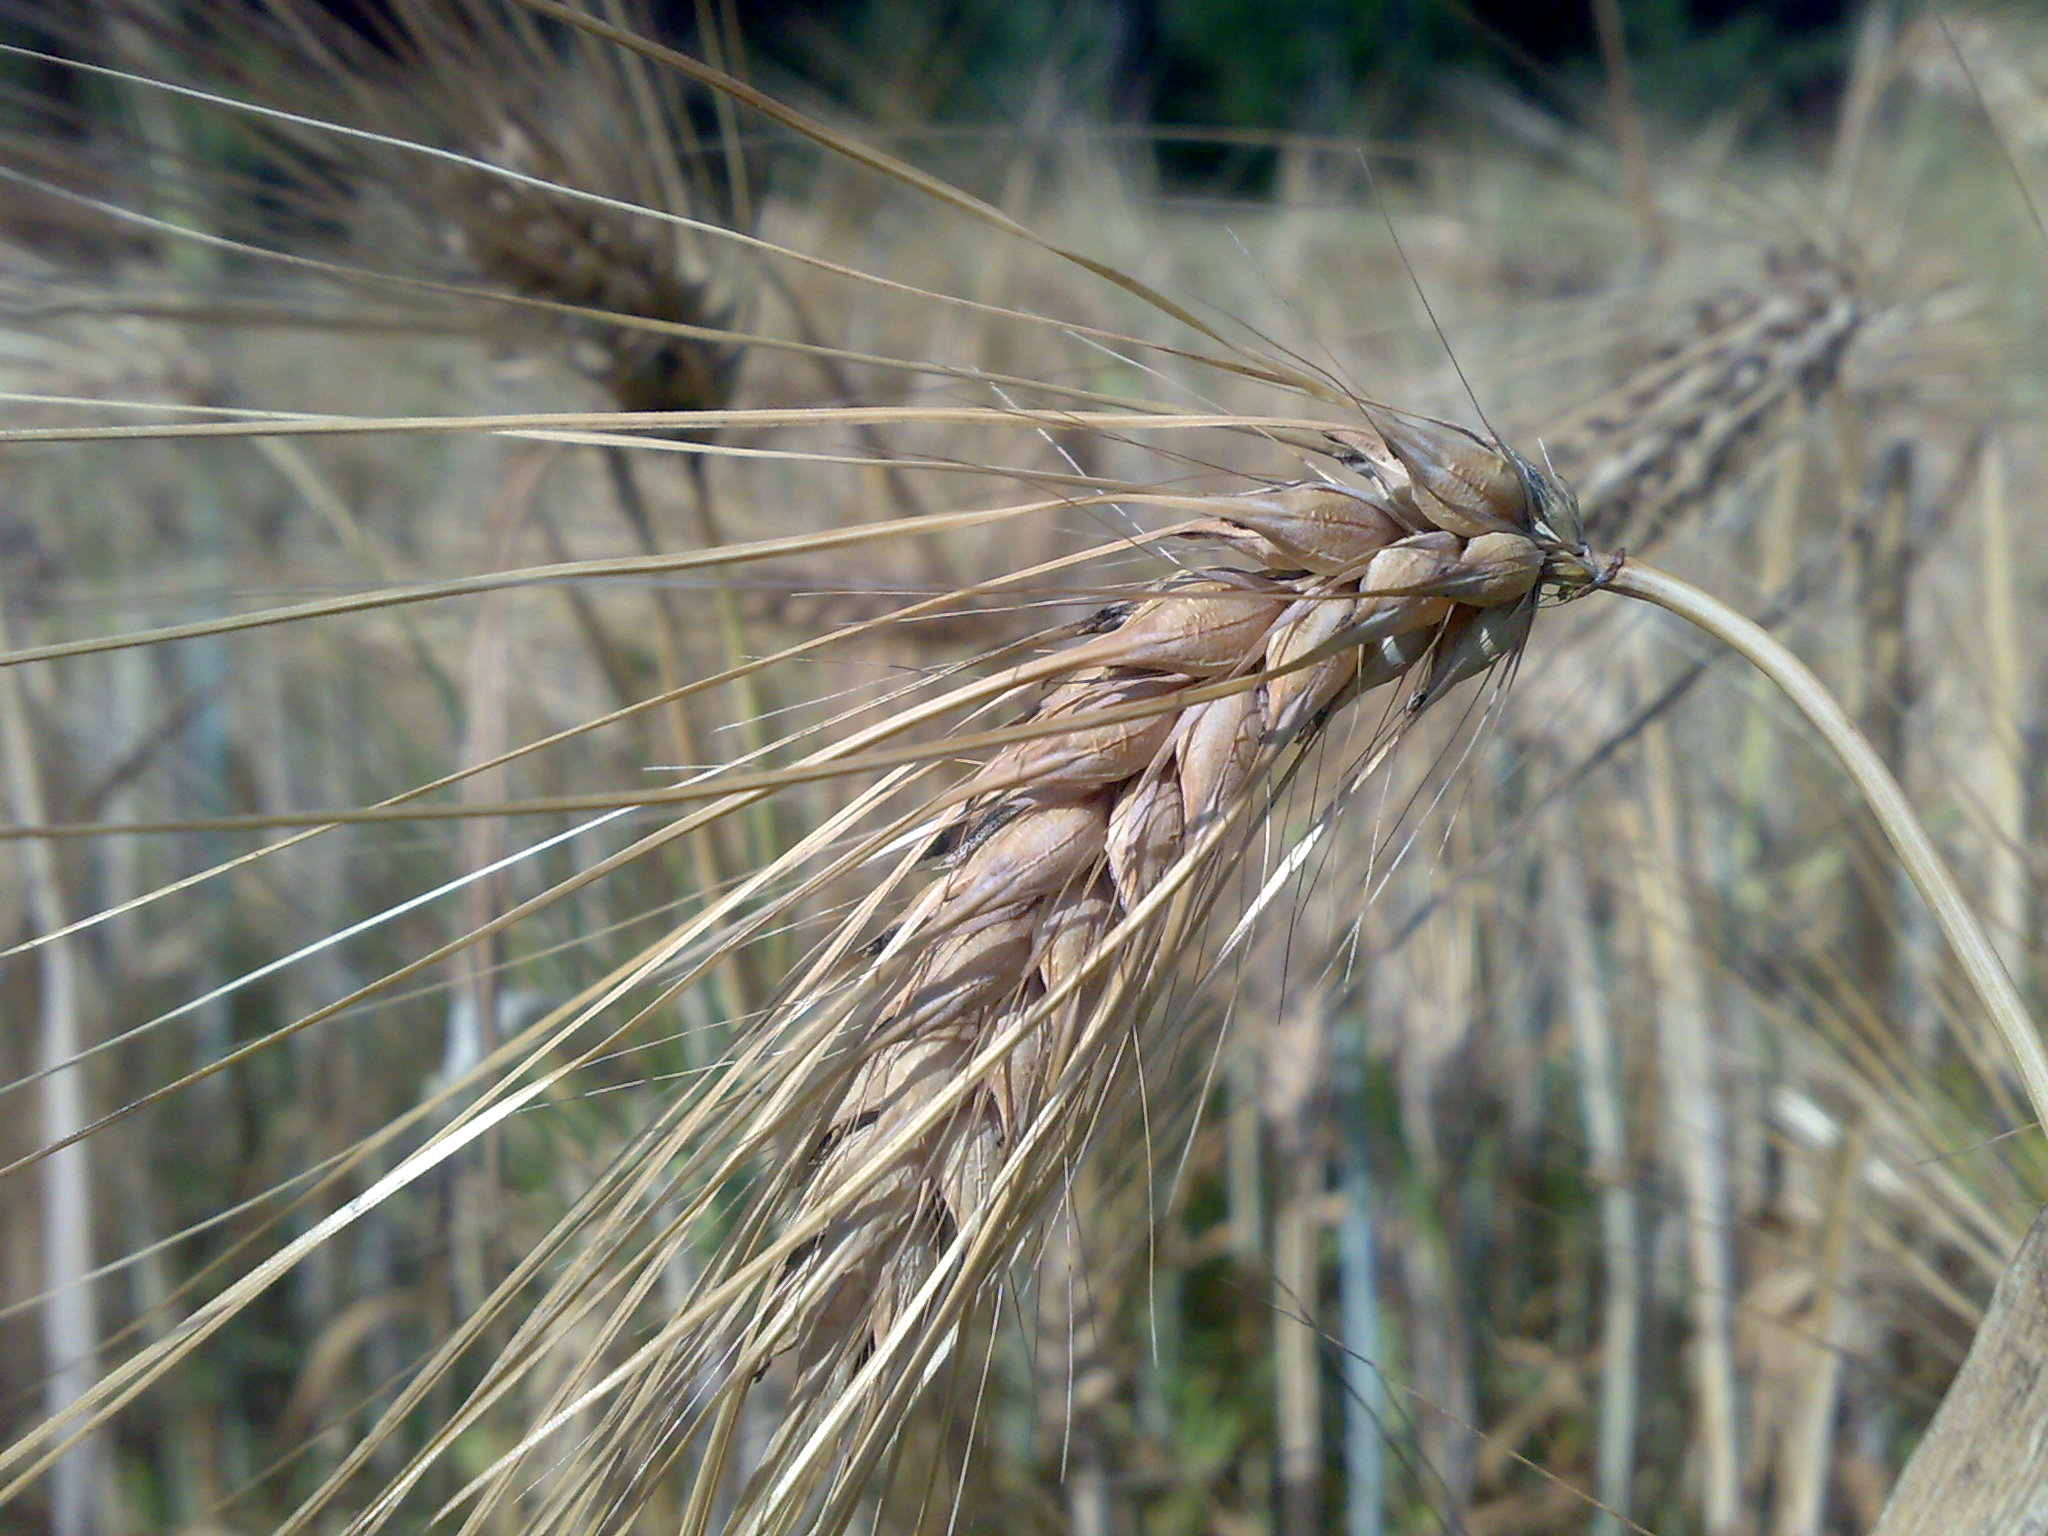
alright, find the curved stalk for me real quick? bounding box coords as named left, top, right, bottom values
left=1605, top=559, right=2048, bottom=1136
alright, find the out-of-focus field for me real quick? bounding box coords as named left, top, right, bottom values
left=0, top=5, right=2045, bottom=1533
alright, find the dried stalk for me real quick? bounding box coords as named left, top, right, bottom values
left=1552, top=853, right=1638, bottom=1536
left=1335, top=1011, right=1385, bottom=1536
left=1975, top=442, right=2029, bottom=961
left=1872, top=1204, right=2048, bottom=1534
left=0, top=589, right=98, bottom=1536
left=1606, top=559, right=2048, bottom=1133
left=1590, top=0, right=1666, bottom=261
left=1265, top=998, right=1330, bottom=1536
left=1772, top=1116, right=1864, bottom=1536
left=1631, top=722, right=1741, bottom=1535
left=1843, top=441, right=1916, bottom=1050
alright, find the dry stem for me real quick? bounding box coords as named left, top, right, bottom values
left=1607, top=558, right=2048, bottom=1135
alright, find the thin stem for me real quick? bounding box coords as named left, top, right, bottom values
left=0, top=588, right=99, bottom=1536
left=1633, top=722, right=1739, bottom=1534
left=1590, top=0, right=1666, bottom=262
left=1605, top=559, right=2048, bottom=1136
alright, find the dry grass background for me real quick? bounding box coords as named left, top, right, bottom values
left=0, top=2, right=2044, bottom=1533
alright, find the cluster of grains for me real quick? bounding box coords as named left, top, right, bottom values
left=1543, top=251, right=1859, bottom=547
left=450, top=139, right=743, bottom=417
left=775, top=413, right=1588, bottom=1375
left=178, top=0, right=748, bottom=419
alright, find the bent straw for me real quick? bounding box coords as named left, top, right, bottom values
left=1609, top=558, right=2048, bottom=1136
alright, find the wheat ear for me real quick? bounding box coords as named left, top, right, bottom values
left=499, top=411, right=1595, bottom=1536
left=1543, top=250, right=1860, bottom=547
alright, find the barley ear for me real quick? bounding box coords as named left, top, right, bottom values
left=1607, top=558, right=2048, bottom=1133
